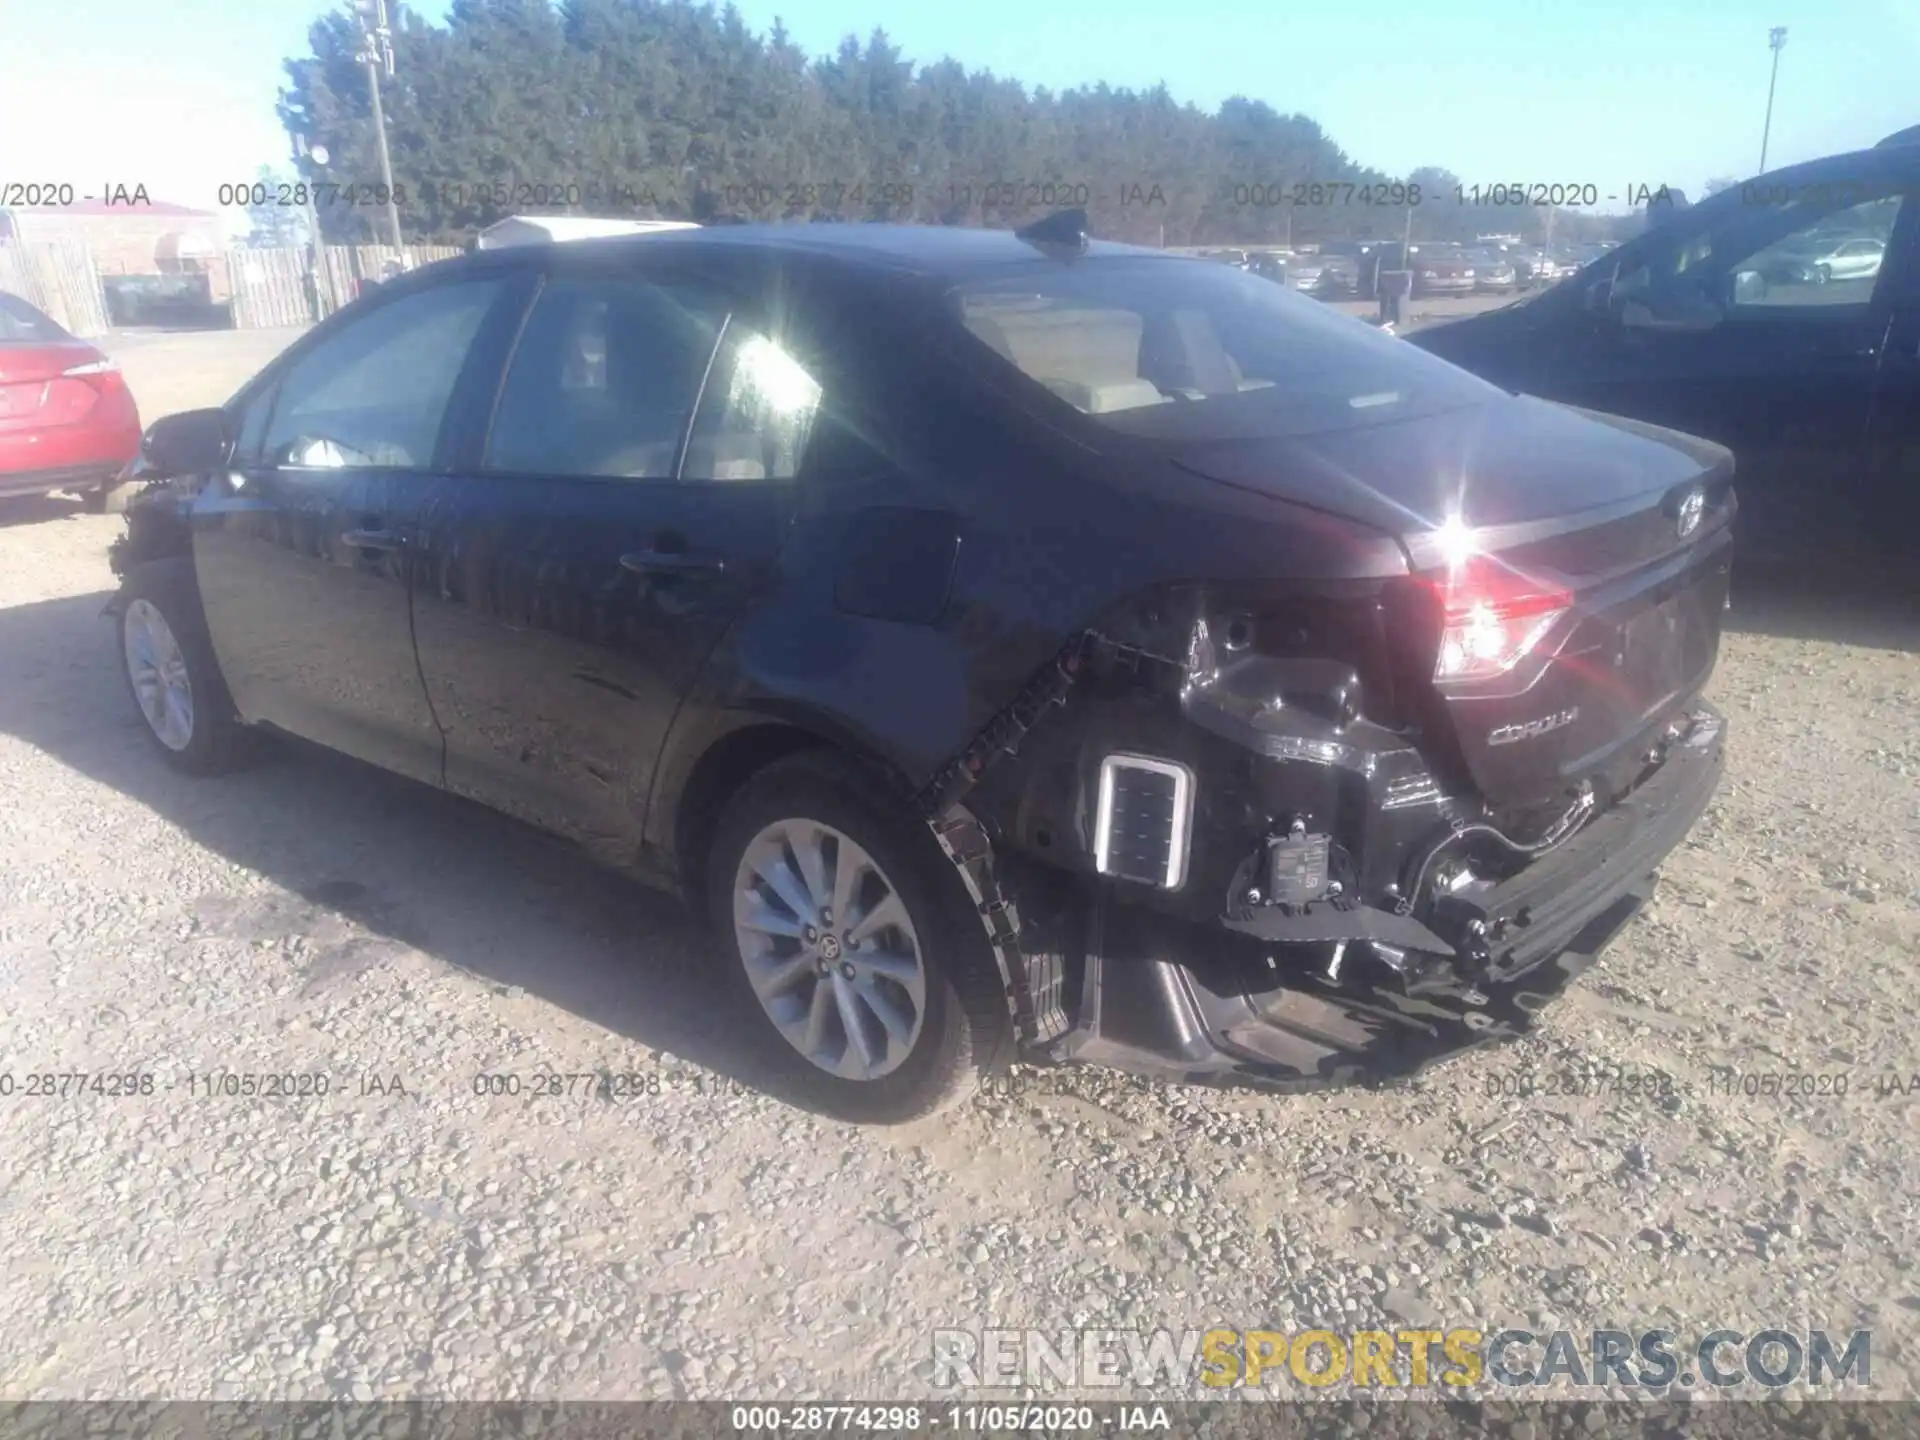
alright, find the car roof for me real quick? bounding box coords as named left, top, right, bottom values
left=448, top=221, right=1185, bottom=283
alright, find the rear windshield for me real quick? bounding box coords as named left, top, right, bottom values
left=950, top=257, right=1498, bottom=442
left=0, top=293, right=70, bottom=344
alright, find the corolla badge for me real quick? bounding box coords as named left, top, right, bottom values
left=1676, top=487, right=1705, bottom=539
left=1487, top=707, right=1580, bottom=746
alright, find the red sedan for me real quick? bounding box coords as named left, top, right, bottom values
left=0, top=292, right=141, bottom=507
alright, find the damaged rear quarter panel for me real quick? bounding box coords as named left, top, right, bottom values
left=645, top=377, right=1414, bottom=889
left=107, top=473, right=199, bottom=590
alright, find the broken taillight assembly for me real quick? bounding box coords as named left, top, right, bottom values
left=1423, top=554, right=1571, bottom=682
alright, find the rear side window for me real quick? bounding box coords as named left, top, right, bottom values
left=264, top=278, right=506, bottom=469
left=952, top=258, right=1497, bottom=441
left=682, top=322, right=824, bottom=481
left=484, top=275, right=726, bottom=479
left=0, top=293, right=69, bottom=344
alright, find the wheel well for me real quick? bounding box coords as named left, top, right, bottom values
left=672, top=723, right=932, bottom=912
left=672, top=724, right=844, bottom=911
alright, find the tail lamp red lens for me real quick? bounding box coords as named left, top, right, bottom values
left=1423, top=554, right=1571, bottom=681
left=62, top=357, right=125, bottom=392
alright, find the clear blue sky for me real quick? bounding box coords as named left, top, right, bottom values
left=1, top=0, right=1912, bottom=235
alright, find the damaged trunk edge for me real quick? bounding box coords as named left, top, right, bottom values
left=914, top=580, right=1726, bottom=1092
left=104, top=473, right=195, bottom=607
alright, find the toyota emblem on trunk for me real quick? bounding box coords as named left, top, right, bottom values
left=1675, top=487, right=1705, bottom=539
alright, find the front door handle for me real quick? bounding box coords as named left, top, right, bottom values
left=342, top=528, right=407, bottom=552
left=619, top=549, right=727, bottom=577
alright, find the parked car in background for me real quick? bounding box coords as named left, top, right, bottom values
left=1510, top=252, right=1558, bottom=288
left=1464, top=250, right=1518, bottom=293
left=105, top=219, right=1731, bottom=1123
left=1285, top=253, right=1357, bottom=296
left=1355, top=242, right=1484, bottom=299
left=1408, top=133, right=1920, bottom=575
left=1412, top=248, right=1477, bottom=296
left=1754, top=233, right=1885, bottom=286
left=0, top=292, right=141, bottom=510
left=1246, top=251, right=1289, bottom=284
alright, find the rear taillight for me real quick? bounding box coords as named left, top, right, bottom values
left=1424, top=554, right=1571, bottom=682
left=63, top=358, right=122, bottom=384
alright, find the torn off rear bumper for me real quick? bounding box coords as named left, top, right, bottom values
left=1045, top=703, right=1726, bottom=1090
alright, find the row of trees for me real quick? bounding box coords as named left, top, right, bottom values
left=266, top=0, right=1650, bottom=249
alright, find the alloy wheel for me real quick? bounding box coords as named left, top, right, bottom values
left=732, top=818, right=928, bottom=1081
left=123, top=598, right=196, bottom=752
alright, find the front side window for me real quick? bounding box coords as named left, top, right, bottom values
left=263, top=278, right=506, bottom=469
left=484, top=275, right=727, bottom=480
left=1604, top=186, right=1905, bottom=322
left=1730, top=194, right=1902, bottom=308
left=230, top=380, right=276, bottom=466
left=952, top=257, right=1499, bottom=441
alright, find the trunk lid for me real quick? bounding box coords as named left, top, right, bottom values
left=1172, top=395, right=1735, bottom=811
left=0, top=341, right=119, bottom=433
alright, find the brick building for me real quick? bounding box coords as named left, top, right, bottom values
left=0, top=199, right=230, bottom=299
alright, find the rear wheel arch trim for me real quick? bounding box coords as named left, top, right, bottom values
left=659, top=715, right=919, bottom=909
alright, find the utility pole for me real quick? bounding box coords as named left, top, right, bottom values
left=353, top=0, right=405, bottom=256
left=1759, top=27, right=1788, bottom=174
left=292, top=134, right=328, bottom=319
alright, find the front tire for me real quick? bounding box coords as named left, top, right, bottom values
left=705, top=753, right=1012, bottom=1124
left=117, top=560, right=248, bottom=775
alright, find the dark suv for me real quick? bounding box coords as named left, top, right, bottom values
left=108, top=219, right=1731, bottom=1123
left=1410, top=133, right=1920, bottom=574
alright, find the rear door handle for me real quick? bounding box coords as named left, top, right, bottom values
left=342, top=528, right=407, bottom=551
left=619, top=549, right=727, bottom=576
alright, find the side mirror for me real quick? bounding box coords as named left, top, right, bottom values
left=1583, top=276, right=1615, bottom=315
left=142, top=408, right=232, bottom=475
left=1732, top=269, right=1768, bottom=305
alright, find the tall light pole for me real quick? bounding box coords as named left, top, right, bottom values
left=1759, top=27, right=1788, bottom=174
left=352, top=0, right=405, bottom=254
left=292, top=134, right=329, bottom=318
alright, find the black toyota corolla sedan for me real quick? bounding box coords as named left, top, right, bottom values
left=107, top=214, right=1731, bottom=1123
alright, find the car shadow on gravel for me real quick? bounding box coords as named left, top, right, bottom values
left=1726, top=564, right=1920, bottom=652
left=0, top=496, right=88, bottom=529
left=0, top=588, right=793, bottom=1103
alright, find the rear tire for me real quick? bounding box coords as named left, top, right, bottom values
left=704, top=752, right=1012, bottom=1124
left=117, top=559, right=249, bottom=775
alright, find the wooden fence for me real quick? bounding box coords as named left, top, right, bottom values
left=225, top=247, right=313, bottom=330
left=2, top=239, right=466, bottom=335
left=230, top=243, right=465, bottom=329
left=0, top=240, right=111, bottom=337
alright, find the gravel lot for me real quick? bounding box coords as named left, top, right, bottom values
left=0, top=329, right=1916, bottom=1404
